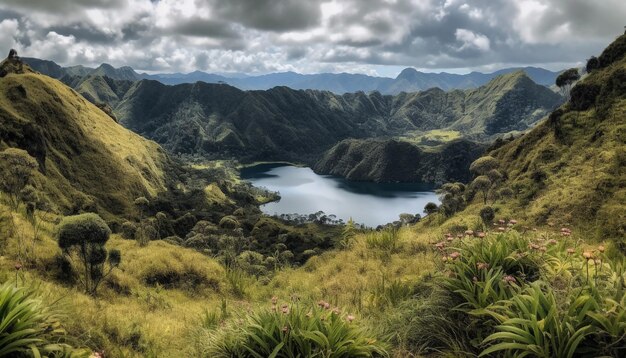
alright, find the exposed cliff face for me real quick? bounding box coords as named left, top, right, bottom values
left=313, top=139, right=487, bottom=184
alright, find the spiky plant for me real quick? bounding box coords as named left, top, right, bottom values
left=480, top=282, right=593, bottom=358
left=0, top=282, right=77, bottom=357
left=198, top=301, right=388, bottom=357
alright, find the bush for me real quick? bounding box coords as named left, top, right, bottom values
left=218, top=215, right=240, bottom=230
left=479, top=206, right=495, bottom=227
left=57, top=213, right=120, bottom=295
left=0, top=148, right=38, bottom=210
left=366, top=228, right=401, bottom=253
left=570, top=83, right=601, bottom=111
left=424, top=202, right=438, bottom=215
left=120, top=221, right=137, bottom=240
left=197, top=301, right=388, bottom=357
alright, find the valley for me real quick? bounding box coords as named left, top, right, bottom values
left=0, top=4, right=624, bottom=356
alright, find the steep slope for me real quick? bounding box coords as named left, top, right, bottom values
left=0, top=59, right=170, bottom=217
left=313, top=138, right=487, bottom=184
left=467, top=34, right=626, bottom=242
left=116, top=72, right=561, bottom=163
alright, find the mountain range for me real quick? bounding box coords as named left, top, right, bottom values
left=23, top=57, right=561, bottom=95
left=114, top=71, right=562, bottom=167
left=19, top=57, right=563, bottom=184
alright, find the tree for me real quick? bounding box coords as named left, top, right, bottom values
left=424, top=202, right=438, bottom=215
left=0, top=148, right=38, bottom=210
left=480, top=206, right=495, bottom=227
left=471, top=175, right=492, bottom=205
left=134, top=196, right=149, bottom=219
left=469, top=156, right=499, bottom=176
left=57, top=213, right=120, bottom=296
left=555, top=68, right=580, bottom=100
left=586, top=56, right=599, bottom=73
left=437, top=182, right=467, bottom=216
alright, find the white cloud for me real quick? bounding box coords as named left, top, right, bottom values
left=455, top=28, right=490, bottom=51
left=0, top=0, right=623, bottom=75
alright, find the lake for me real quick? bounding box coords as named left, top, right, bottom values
left=240, top=163, right=439, bottom=227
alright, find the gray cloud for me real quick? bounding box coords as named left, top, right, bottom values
left=169, top=17, right=240, bottom=39
left=212, top=0, right=323, bottom=31
left=0, top=0, right=623, bottom=74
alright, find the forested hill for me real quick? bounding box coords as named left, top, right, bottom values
left=115, top=70, right=561, bottom=163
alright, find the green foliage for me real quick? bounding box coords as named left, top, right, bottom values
left=0, top=148, right=38, bottom=210
left=479, top=206, right=495, bottom=227
left=555, top=68, right=580, bottom=99
left=471, top=176, right=492, bottom=205
left=437, top=182, right=467, bottom=216
left=57, top=213, right=119, bottom=295
left=0, top=282, right=77, bottom=357
left=480, top=282, right=593, bottom=358
left=423, top=202, right=438, bottom=215
left=365, top=228, right=401, bottom=253
left=198, top=301, right=388, bottom=357
left=469, top=156, right=499, bottom=176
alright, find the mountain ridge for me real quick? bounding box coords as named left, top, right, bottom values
left=23, top=57, right=561, bottom=94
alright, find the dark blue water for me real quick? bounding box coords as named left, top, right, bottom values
left=240, top=163, right=439, bottom=226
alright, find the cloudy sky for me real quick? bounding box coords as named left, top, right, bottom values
left=0, top=0, right=624, bottom=77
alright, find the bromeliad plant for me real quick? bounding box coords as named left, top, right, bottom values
left=198, top=298, right=388, bottom=357
left=0, top=282, right=79, bottom=357
left=480, top=282, right=594, bottom=358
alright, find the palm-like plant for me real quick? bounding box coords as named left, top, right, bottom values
left=200, top=302, right=388, bottom=357
left=480, top=282, right=593, bottom=358
left=0, top=282, right=75, bottom=357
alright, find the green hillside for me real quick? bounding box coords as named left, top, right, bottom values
left=314, top=138, right=487, bottom=183
left=462, top=34, right=626, bottom=244
left=0, top=59, right=170, bottom=217
left=115, top=71, right=561, bottom=166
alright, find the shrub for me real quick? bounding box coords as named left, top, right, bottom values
left=0, top=282, right=77, bottom=356
left=469, top=156, right=499, bottom=176
left=197, top=301, right=388, bottom=357
left=570, top=83, right=601, bottom=111
left=479, top=206, right=495, bottom=227
left=424, top=202, right=438, bottom=215
left=120, top=221, right=137, bottom=240
left=57, top=213, right=120, bottom=295
left=218, top=215, right=240, bottom=230
left=366, top=228, right=401, bottom=253
left=136, top=218, right=158, bottom=246
left=0, top=148, right=38, bottom=210
left=586, top=56, right=599, bottom=73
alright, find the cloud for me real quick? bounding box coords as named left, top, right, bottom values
left=0, top=0, right=623, bottom=75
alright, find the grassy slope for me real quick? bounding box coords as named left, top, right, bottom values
left=0, top=68, right=170, bottom=217
left=484, top=40, right=626, bottom=242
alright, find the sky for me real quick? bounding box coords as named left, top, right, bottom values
left=0, top=0, right=624, bottom=77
